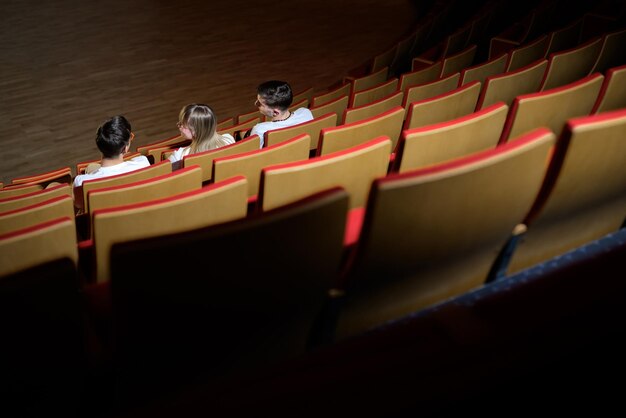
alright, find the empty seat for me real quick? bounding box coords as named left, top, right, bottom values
left=402, top=73, right=461, bottom=112
left=9, top=167, right=72, bottom=189
left=500, top=72, right=604, bottom=143
left=311, top=83, right=351, bottom=107
left=476, top=58, right=548, bottom=110
left=318, top=107, right=405, bottom=156
left=505, top=34, right=549, bottom=72
left=264, top=112, right=337, bottom=152
left=0, top=194, right=75, bottom=235
left=400, top=61, right=443, bottom=92
left=592, top=64, right=626, bottom=114
left=259, top=136, right=392, bottom=213
left=349, top=78, right=399, bottom=108
left=591, top=27, right=626, bottom=73
left=506, top=108, right=626, bottom=274
left=460, top=52, right=508, bottom=86
left=76, top=161, right=172, bottom=213
left=109, top=187, right=349, bottom=403
left=212, top=134, right=310, bottom=199
left=0, top=183, right=73, bottom=213
left=310, top=95, right=349, bottom=122
left=182, top=135, right=261, bottom=183
left=343, top=90, right=404, bottom=125
left=335, top=127, right=555, bottom=338
left=404, top=81, right=481, bottom=131
left=393, top=102, right=509, bottom=173
left=539, top=37, right=603, bottom=91
left=89, top=176, right=249, bottom=283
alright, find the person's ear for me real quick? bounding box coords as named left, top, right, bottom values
left=272, top=108, right=281, bottom=117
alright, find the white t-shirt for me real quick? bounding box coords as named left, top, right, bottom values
left=249, top=107, right=314, bottom=148
left=72, top=156, right=151, bottom=187
left=168, top=133, right=236, bottom=163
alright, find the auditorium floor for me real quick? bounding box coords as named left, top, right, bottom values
left=0, top=0, right=421, bottom=185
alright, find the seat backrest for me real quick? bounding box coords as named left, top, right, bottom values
left=289, top=97, right=309, bottom=111
left=318, top=107, right=405, bottom=156
left=349, top=78, right=399, bottom=108
left=336, top=128, right=555, bottom=338
left=488, top=11, right=536, bottom=59
left=591, top=64, right=626, bottom=114
left=404, top=81, right=481, bottom=131
left=402, top=72, right=461, bottom=112
left=92, top=176, right=248, bottom=283
left=371, top=45, right=398, bottom=74
left=505, top=34, right=549, bottom=72
left=400, top=61, right=443, bottom=92
left=349, top=66, right=389, bottom=94
left=440, top=44, right=477, bottom=77
left=143, top=139, right=191, bottom=164
left=216, top=117, right=236, bottom=131
left=0, top=195, right=75, bottom=235
left=109, top=187, right=349, bottom=396
left=441, top=24, right=472, bottom=58
left=390, top=29, right=421, bottom=76
left=394, top=102, right=509, bottom=172
left=213, top=134, right=310, bottom=198
left=182, top=135, right=261, bottom=183
left=0, top=217, right=78, bottom=278
left=10, top=167, right=73, bottom=188
left=264, top=112, right=337, bottom=151
left=0, top=183, right=73, bottom=213
left=343, top=90, right=403, bottom=125
left=259, top=136, right=392, bottom=212
left=507, top=108, right=626, bottom=274
left=477, top=58, right=548, bottom=110
left=78, top=161, right=172, bottom=213
left=311, top=83, right=351, bottom=107
left=237, top=109, right=265, bottom=124
left=500, top=72, right=604, bottom=142
left=460, top=52, right=508, bottom=86
left=0, top=183, right=43, bottom=199
left=310, top=95, right=349, bottom=122
left=218, top=116, right=261, bottom=138
left=87, top=165, right=204, bottom=224
left=136, top=134, right=185, bottom=156
left=539, top=37, right=603, bottom=91
left=591, top=27, right=626, bottom=74
left=544, top=17, right=584, bottom=57
left=292, top=86, right=315, bottom=105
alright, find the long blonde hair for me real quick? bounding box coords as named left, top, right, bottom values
left=179, top=104, right=231, bottom=154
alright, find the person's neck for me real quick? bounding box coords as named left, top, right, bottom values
left=272, top=110, right=292, bottom=122
left=100, top=155, right=125, bottom=167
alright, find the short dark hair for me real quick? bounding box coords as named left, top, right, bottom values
left=257, top=80, right=293, bottom=110
left=95, top=115, right=132, bottom=158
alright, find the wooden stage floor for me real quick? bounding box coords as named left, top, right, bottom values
left=0, top=0, right=421, bottom=185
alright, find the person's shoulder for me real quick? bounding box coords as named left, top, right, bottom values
left=72, top=174, right=85, bottom=187
left=222, top=133, right=236, bottom=144
left=295, top=107, right=314, bottom=119
left=250, top=120, right=271, bottom=134
left=128, top=155, right=151, bottom=166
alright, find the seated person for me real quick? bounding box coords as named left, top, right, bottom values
left=249, top=80, right=314, bottom=147
left=168, top=103, right=235, bottom=164
left=73, top=115, right=149, bottom=187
